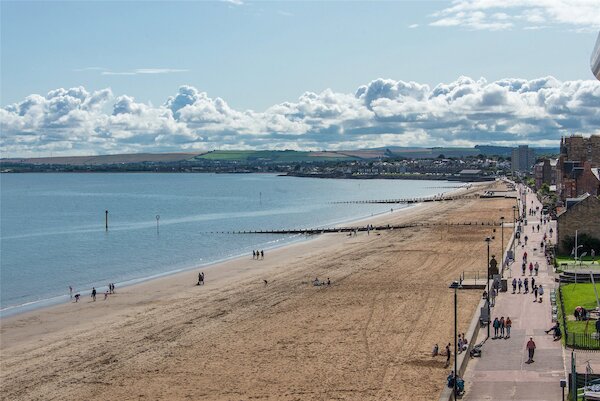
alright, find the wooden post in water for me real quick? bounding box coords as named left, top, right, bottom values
left=105, top=210, right=108, bottom=231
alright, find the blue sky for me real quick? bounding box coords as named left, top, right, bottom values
left=2, top=1, right=600, bottom=156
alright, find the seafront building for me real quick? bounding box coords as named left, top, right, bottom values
left=511, top=145, right=535, bottom=174
left=556, top=135, right=600, bottom=200
left=534, top=158, right=557, bottom=189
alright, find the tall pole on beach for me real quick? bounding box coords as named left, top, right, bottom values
left=485, top=237, right=492, bottom=339
left=105, top=210, right=108, bottom=231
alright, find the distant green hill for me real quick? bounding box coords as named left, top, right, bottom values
left=195, top=150, right=359, bottom=162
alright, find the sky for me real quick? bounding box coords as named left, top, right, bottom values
left=1, top=0, right=600, bottom=157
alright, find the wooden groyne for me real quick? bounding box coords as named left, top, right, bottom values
left=208, top=221, right=501, bottom=235
left=332, top=194, right=478, bottom=204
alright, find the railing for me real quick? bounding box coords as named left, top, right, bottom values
left=564, top=332, right=600, bottom=350
left=460, top=271, right=484, bottom=285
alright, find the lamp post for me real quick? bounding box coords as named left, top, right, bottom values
left=485, top=237, right=492, bottom=339
left=500, top=216, right=505, bottom=273
left=512, top=205, right=517, bottom=257
left=449, top=280, right=461, bottom=397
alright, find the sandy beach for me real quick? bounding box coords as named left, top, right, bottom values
left=0, top=180, right=515, bottom=401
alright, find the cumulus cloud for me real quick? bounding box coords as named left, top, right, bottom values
left=2, top=76, right=600, bottom=156
left=430, top=0, right=600, bottom=31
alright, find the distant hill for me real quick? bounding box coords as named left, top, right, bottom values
left=1, top=153, right=202, bottom=166
left=1, top=145, right=562, bottom=167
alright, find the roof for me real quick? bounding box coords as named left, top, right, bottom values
left=459, top=169, right=481, bottom=175
left=592, top=168, right=600, bottom=181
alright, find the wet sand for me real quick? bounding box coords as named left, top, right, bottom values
left=0, top=181, right=515, bottom=400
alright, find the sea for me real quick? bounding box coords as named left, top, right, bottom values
left=0, top=173, right=456, bottom=316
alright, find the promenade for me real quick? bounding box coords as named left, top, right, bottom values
left=462, top=186, right=565, bottom=400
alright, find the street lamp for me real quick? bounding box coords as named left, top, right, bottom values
left=512, top=205, right=517, bottom=257
left=449, top=280, right=462, bottom=397
left=485, top=237, right=492, bottom=339
left=500, top=216, right=505, bottom=272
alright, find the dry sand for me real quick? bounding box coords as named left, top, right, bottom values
left=0, top=181, right=515, bottom=401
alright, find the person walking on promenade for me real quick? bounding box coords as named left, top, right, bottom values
left=518, top=278, right=523, bottom=293
left=490, top=288, right=497, bottom=307
left=525, top=235, right=529, bottom=245
left=538, top=285, right=544, bottom=302
left=523, top=251, right=528, bottom=263
left=500, top=316, right=505, bottom=337
left=529, top=262, right=534, bottom=276
left=524, top=278, right=529, bottom=294
left=526, top=337, right=536, bottom=363
left=522, top=262, right=526, bottom=276
left=505, top=317, right=512, bottom=338
left=531, top=277, right=535, bottom=289
left=91, top=287, right=96, bottom=301
left=512, top=278, right=517, bottom=294
left=534, top=261, right=539, bottom=275
left=493, top=317, right=500, bottom=339
left=533, top=285, right=538, bottom=302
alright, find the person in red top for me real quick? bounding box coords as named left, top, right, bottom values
left=526, top=337, right=536, bottom=363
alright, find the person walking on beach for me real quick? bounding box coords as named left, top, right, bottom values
left=91, top=287, right=96, bottom=301
left=252, top=250, right=256, bottom=260
left=69, top=286, right=73, bottom=299
left=197, top=272, right=202, bottom=285
left=512, top=278, right=517, bottom=294
left=74, top=293, right=80, bottom=302
left=261, top=250, right=264, bottom=259
left=505, top=317, right=512, bottom=338
left=526, top=337, right=536, bottom=363
left=104, top=291, right=109, bottom=300
left=445, top=343, right=451, bottom=367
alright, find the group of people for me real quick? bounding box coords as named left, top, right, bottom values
left=70, top=283, right=115, bottom=303
left=492, top=316, right=512, bottom=339
left=511, top=277, right=544, bottom=302
left=252, top=250, right=265, bottom=260
left=313, top=277, right=331, bottom=286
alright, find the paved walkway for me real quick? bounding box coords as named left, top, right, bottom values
left=462, top=185, right=565, bottom=401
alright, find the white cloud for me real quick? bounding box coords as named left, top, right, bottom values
left=430, top=0, right=600, bottom=31
left=408, top=24, right=419, bottom=28
left=2, top=76, right=600, bottom=156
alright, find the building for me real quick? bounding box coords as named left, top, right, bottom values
left=556, top=136, right=600, bottom=200
left=592, top=31, right=600, bottom=80
left=534, top=158, right=557, bottom=189
left=511, top=145, right=535, bottom=174
left=556, top=194, right=600, bottom=254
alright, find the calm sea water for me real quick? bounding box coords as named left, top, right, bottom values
left=0, top=173, right=453, bottom=315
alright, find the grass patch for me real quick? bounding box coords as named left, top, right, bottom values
left=559, top=283, right=600, bottom=335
